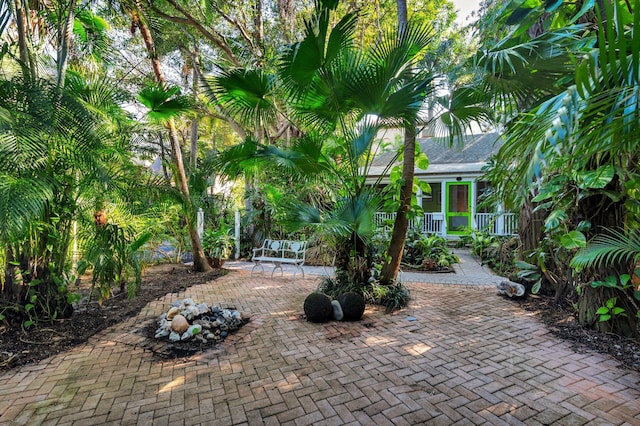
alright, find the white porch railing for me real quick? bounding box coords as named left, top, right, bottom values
left=374, top=212, right=518, bottom=237
left=475, top=213, right=518, bottom=236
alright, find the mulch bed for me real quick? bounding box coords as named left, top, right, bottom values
left=0, top=264, right=224, bottom=371
left=518, top=294, right=640, bottom=371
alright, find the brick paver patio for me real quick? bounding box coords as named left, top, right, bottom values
left=1, top=264, right=639, bottom=425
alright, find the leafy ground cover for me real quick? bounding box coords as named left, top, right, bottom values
left=0, top=265, right=638, bottom=372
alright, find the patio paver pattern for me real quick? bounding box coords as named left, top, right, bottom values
left=1, top=253, right=639, bottom=425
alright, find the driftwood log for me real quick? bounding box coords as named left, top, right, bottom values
left=496, top=280, right=526, bottom=298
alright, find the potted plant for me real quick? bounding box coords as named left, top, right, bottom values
left=202, top=227, right=234, bottom=268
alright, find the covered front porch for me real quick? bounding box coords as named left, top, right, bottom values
left=374, top=210, right=518, bottom=238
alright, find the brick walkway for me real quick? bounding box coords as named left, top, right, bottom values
left=1, top=266, right=639, bottom=425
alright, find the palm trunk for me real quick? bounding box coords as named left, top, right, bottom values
left=379, top=0, right=413, bottom=285
left=56, top=0, right=77, bottom=89
left=380, top=125, right=415, bottom=284
left=13, top=0, right=35, bottom=80
left=132, top=9, right=210, bottom=272
left=576, top=179, right=637, bottom=337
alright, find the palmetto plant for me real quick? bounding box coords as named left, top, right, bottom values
left=208, top=0, right=442, bottom=291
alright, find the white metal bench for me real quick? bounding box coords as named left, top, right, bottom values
left=251, top=239, right=308, bottom=282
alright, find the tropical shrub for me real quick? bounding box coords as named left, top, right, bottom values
left=373, top=228, right=458, bottom=271
left=77, top=223, right=151, bottom=301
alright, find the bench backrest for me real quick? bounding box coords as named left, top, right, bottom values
left=261, top=239, right=307, bottom=259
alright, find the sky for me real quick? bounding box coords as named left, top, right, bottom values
left=451, top=0, right=482, bottom=25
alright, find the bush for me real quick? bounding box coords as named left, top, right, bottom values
left=318, top=276, right=410, bottom=313
left=303, top=292, right=333, bottom=323
left=337, top=292, right=365, bottom=321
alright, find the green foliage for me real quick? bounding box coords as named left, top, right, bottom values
left=318, top=275, right=410, bottom=313
left=460, top=231, right=519, bottom=278
left=595, top=297, right=626, bottom=323
left=404, top=231, right=458, bottom=269
left=475, top=0, right=640, bottom=336
left=138, top=85, right=193, bottom=122
left=202, top=226, right=234, bottom=260
left=77, top=224, right=151, bottom=301
left=571, top=229, right=640, bottom=271
left=515, top=260, right=543, bottom=294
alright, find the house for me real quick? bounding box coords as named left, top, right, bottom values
left=367, top=131, right=518, bottom=238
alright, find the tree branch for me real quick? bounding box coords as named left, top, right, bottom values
left=208, top=1, right=259, bottom=57
left=159, top=0, right=242, bottom=67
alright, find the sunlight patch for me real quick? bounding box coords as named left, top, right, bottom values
left=159, top=376, right=185, bottom=393
left=405, top=343, right=433, bottom=356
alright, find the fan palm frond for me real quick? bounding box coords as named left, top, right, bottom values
left=571, top=228, right=640, bottom=271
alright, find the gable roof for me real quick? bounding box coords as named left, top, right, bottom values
left=418, top=132, right=503, bottom=164
left=368, top=132, right=503, bottom=178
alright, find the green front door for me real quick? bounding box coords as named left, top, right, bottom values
left=446, top=182, right=472, bottom=236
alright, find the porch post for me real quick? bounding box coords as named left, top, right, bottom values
left=471, top=180, right=477, bottom=231
left=441, top=181, right=447, bottom=237
left=496, top=204, right=505, bottom=236
left=416, top=187, right=423, bottom=234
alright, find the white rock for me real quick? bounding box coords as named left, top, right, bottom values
left=155, top=328, right=170, bottom=339
left=196, top=303, right=209, bottom=315
left=331, top=300, right=344, bottom=321
left=166, top=307, right=180, bottom=320
left=186, top=324, right=202, bottom=336
left=169, top=331, right=181, bottom=342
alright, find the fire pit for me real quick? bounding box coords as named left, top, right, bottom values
left=154, top=298, right=246, bottom=344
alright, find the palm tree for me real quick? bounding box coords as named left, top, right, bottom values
left=127, top=5, right=211, bottom=272
left=209, top=0, right=442, bottom=290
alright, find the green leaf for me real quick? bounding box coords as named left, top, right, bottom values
left=416, top=180, right=431, bottom=194
left=532, top=184, right=563, bottom=202
left=138, top=85, right=192, bottom=121
left=25, top=303, right=34, bottom=312
left=415, top=152, right=429, bottom=170
left=612, top=307, right=626, bottom=316
left=506, top=7, right=536, bottom=26
left=595, top=306, right=610, bottom=315
left=598, top=314, right=611, bottom=322
left=531, top=280, right=541, bottom=294
left=544, top=0, right=563, bottom=12
left=544, top=209, right=568, bottom=230
left=560, top=231, right=586, bottom=249
left=577, top=165, right=615, bottom=189
left=576, top=220, right=591, bottom=233
left=23, top=320, right=34, bottom=328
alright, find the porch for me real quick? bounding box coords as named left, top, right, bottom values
left=374, top=211, right=519, bottom=238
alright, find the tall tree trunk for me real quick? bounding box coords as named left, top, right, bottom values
left=380, top=0, right=413, bottom=285
left=132, top=9, right=210, bottom=272
left=13, top=0, right=35, bottom=80
left=56, top=0, right=77, bottom=89
left=189, top=45, right=200, bottom=168
left=576, top=180, right=637, bottom=337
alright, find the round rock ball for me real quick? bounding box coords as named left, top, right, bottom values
left=303, top=292, right=333, bottom=323
left=337, top=292, right=365, bottom=321
left=171, top=314, right=189, bottom=333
